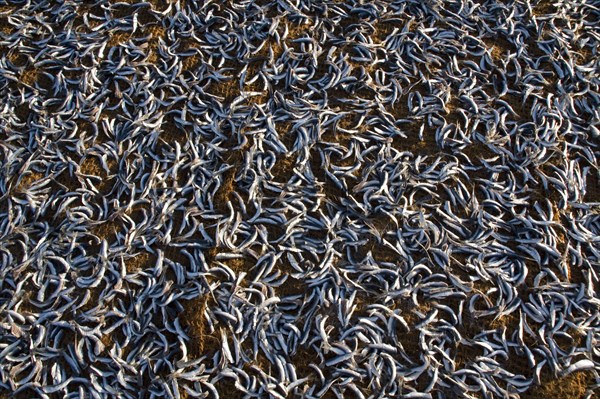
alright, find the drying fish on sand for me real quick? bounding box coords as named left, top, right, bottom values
left=0, top=0, right=599, bottom=398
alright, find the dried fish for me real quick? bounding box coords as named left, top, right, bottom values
left=1, top=0, right=599, bottom=398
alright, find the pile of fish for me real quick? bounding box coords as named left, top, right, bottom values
left=0, top=0, right=599, bottom=397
